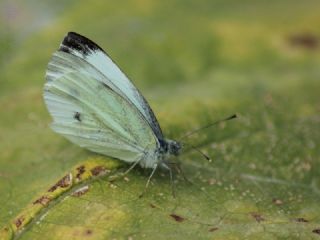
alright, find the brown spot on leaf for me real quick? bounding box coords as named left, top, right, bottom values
left=72, top=186, right=89, bottom=197
left=295, top=217, right=309, bottom=223
left=288, top=33, right=319, bottom=49
left=48, top=173, right=72, bottom=192
left=91, top=166, right=109, bottom=176
left=209, top=227, right=219, bottom=232
left=312, top=229, right=320, bottom=235
left=14, top=216, right=24, bottom=228
left=76, top=165, right=85, bottom=180
left=150, top=203, right=156, bottom=208
left=170, top=214, right=185, bottom=222
left=33, top=195, right=51, bottom=206
left=272, top=198, right=283, bottom=206
left=251, top=212, right=265, bottom=223
left=84, top=229, right=93, bottom=236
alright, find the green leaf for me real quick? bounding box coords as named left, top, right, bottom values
left=1, top=0, right=320, bottom=239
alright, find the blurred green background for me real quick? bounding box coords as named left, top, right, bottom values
left=0, top=0, right=319, bottom=239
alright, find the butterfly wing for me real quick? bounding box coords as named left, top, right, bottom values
left=44, top=52, right=159, bottom=163
left=56, top=32, right=164, bottom=139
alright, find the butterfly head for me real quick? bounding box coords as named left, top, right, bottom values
left=160, top=139, right=182, bottom=156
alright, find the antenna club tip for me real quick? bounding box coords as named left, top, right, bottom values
left=224, top=114, right=237, bottom=121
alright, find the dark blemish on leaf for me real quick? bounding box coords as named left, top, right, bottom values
left=33, top=195, right=51, bottom=206
left=76, top=165, right=85, bottom=180
left=14, top=216, right=24, bottom=228
left=91, top=166, right=109, bottom=176
left=312, top=229, right=320, bottom=235
left=84, top=229, right=93, bottom=236
left=295, top=217, right=309, bottom=223
left=272, top=198, right=283, bottom=206
left=48, top=173, right=72, bottom=192
left=74, top=112, right=81, bottom=122
left=72, top=186, right=89, bottom=197
left=209, top=227, right=219, bottom=232
left=288, top=33, right=319, bottom=49
left=170, top=214, right=185, bottom=222
left=251, top=212, right=265, bottom=223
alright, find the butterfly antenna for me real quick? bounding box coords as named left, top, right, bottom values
left=179, top=114, right=237, bottom=140
left=181, top=142, right=212, bottom=162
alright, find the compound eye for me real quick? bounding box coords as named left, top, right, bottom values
left=175, top=142, right=181, bottom=150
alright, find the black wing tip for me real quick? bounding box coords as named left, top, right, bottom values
left=59, top=31, right=105, bottom=55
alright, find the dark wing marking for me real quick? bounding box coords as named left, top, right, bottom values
left=60, top=32, right=105, bottom=55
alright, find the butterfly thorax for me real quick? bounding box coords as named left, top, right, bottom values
left=159, top=139, right=181, bottom=157
left=139, top=139, right=181, bottom=169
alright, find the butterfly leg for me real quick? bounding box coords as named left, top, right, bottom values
left=160, top=162, right=176, bottom=198
left=139, top=163, right=158, bottom=198
left=109, top=159, right=141, bottom=182
left=123, top=159, right=141, bottom=175
left=169, top=166, right=176, bottom=198
left=173, top=162, right=193, bottom=185
left=164, top=161, right=194, bottom=187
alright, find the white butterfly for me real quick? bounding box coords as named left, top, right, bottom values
left=44, top=32, right=182, bottom=183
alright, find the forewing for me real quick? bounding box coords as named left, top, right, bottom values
left=44, top=67, right=158, bottom=163
left=57, top=32, right=163, bottom=139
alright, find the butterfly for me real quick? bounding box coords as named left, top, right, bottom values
left=44, top=32, right=184, bottom=186
left=44, top=32, right=236, bottom=192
